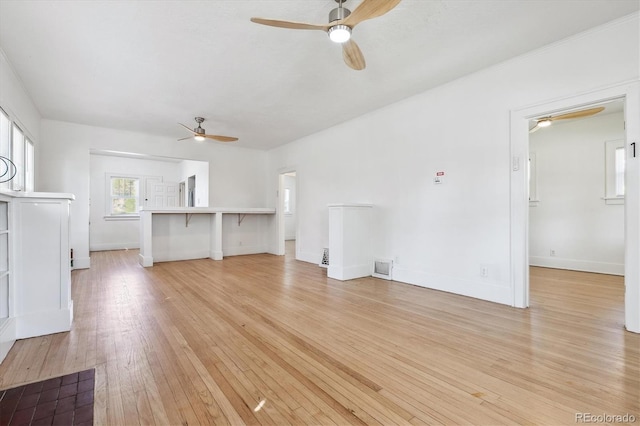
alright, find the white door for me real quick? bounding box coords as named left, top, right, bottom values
left=146, top=180, right=179, bottom=208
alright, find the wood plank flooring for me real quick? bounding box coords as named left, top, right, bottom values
left=1, top=246, right=638, bottom=425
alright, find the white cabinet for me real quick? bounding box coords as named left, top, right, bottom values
left=0, top=199, right=11, bottom=362
left=0, top=191, right=74, bottom=364
left=328, top=204, right=373, bottom=281
left=0, top=200, right=8, bottom=320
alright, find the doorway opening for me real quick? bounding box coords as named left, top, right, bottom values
left=528, top=99, right=625, bottom=274
left=187, top=175, right=196, bottom=207
left=277, top=169, right=298, bottom=258
left=527, top=99, right=626, bottom=316
left=510, top=82, right=640, bottom=333
left=178, top=181, right=185, bottom=207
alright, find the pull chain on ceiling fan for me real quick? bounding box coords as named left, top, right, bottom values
left=250, top=0, right=402, bottom=70
left=178, top=117, right=238, bottom=142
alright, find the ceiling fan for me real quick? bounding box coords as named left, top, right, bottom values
left=250, top=0, right=402, bottom=70
left=529, top=106, right=605, bottom=133
left=178, top=117, right=238, bottom=142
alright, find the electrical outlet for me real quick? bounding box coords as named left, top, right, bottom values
left=480, top=265, right=489, bottom=278
left=550, top=249, right=556, bottom=257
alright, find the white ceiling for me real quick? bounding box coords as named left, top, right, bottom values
left=0, top=0, right=638, bottom=150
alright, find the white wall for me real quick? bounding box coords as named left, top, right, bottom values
left=267, top=14, right=639, bottom=305
left=180, top=160, right=209, bottom=207
left=0, top=50, right=41, bottom=180
left=529, top=112, right=625, bottom=275
left=38, top=120, right=269, bottom=268
left=89, top=153, right=182, bottom=251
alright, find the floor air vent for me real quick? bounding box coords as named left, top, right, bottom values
left=319, top=248, right=329, bottom=268
left=373, top=258, right=393, bottom=280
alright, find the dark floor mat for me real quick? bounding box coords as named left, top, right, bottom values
left=0, top=368, right=94, bottom=426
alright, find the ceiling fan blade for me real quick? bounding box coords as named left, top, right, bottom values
left=178, top=122, right=196, bottom=134
left=529, top=124, right=541, bottom=133
left=550, top=106, right=605, bottom=121
left=177, top=136, right=193, bottom=141
left=342, top=39, right=366, bottom=70
left=342, top=0, right=402, bottom=28
left=203, top=134, right=238, bottom=142
left=250, top=17, right=329, bottom=31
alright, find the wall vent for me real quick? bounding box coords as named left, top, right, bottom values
left=319, top=248, right=329, bottom=268
left=372, top=258, right=393, bottom=280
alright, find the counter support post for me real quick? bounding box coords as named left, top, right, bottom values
left=138, top=211, right=154, bottom=267
left=210, top=212, right=223, bottom=260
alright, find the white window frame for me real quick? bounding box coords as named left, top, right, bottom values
left=0, top=109, right=11, bottom=191
left=604, top=139, right=625, bottom=205
left=0, top=107, right=35, bottom=192
left=106, top=174, right=141, bottom=219
left=25, top=138, right=34, bottom=192
left=11, top=123, right=24, bottom=192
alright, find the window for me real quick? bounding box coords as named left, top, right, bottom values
left=283, top=188, right=291, bottom=214
left=108, top=176, right=140, bottom=216
left=0, top=110, right=10, bottom=191
left=11, top=124, right=24, bottom=191
left=604, top=139, right=625, bottom=204
left=615, top=146, right=625, bottom=197
left=0, top=107, right=35, bottom=192
left=25, top=139, right=34, bottom=192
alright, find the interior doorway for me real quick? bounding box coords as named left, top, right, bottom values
left=187, top=175, right=196, bottom=207
left=510, top=82, right=640, bottom=333
left=528, top=100, right=625, bottom=275
left=277, top=169, right=298, bottom=258
left=527, top=100, right=626, bottom=317
left=178, top=181, right=185, bottom=207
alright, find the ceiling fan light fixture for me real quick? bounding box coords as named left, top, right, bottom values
left=328, top=25, right=351, bottom=43
left=538, top=118, right=552, bottom=128
left=194, top=135, right=205, bottom=141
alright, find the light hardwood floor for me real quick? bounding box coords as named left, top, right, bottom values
left=1, top=247, right=638, bottom=425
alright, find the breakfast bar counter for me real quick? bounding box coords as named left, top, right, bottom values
left=138, top=207, right=275, bottom=267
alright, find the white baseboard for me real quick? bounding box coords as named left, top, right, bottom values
left=289, top=252, right=511, bottom=305
left=72, top=256, right=90, bottom=270
left=90, top=242, right=140, bottom=251
left=392, top=266, right=512, bottom=306
left=16, top=302, right=73, bottom=339
left=223, top=245, right=269, bottom=257
left=153, top=249, right=210, bottom=263
left=298, top=250, right=321, bottom=265
left=139, top=253, right=153, bottom=267
left=328, top=264, right=372, bottom=281
left=529, top=256, right=624, bottom=276
left=0, top=317, right=16, bottom=364
left=210, top=250, right=223, bottom=261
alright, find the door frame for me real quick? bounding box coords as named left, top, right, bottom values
left=509, top=81, right=640, bottom=333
